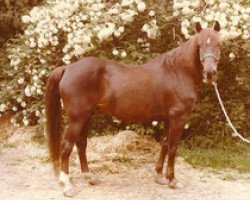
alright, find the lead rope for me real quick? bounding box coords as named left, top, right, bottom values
left=213, top=83, right=250, bottom=144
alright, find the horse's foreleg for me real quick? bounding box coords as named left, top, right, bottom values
left=166, top=115, right=187, bottom=189
left=155, top=120, right=169, bottom=185
left=76, top=117, right=91, bottom=173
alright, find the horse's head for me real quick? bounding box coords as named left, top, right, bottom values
left=195, top=21, right=221, bottom=84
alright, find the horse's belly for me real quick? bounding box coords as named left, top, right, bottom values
left=99, top=95, right=163, bottom=122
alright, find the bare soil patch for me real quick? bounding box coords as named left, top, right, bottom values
left=0, top=122, right=249, bottom=200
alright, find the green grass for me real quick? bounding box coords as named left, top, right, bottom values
left=111, top=154, right=133, bottom=164
left=31, top=133, right=46, bottom=145
left=179, top=142, right=250, bottom=173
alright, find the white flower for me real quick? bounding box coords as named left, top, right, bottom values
left=205, top=0, right=214, bottom=4
left=112, top=49, right=119, bottom=56
left=173, top=3, right=183, bottom=10
left=35, top=110, right=40, bottom=117
left=24, top=86, right=31, bottom=97
left=142, top=20, right=159, bottom=39
left=81, top=15, right=88, bottom=21
left=40, top=59, right=46, bottom=64
left=30, top=41, right=36, bottom=48
left=137, top=38, right=144, bottom=43
left=11, top=58, right=21, bottom=66
left=142, top=23, right=150, bottom=32
left=21, top=102, right=27, bottom=108
left=219, top=2, right=230, bottom=11
left=184, top=123, right=189, bottom=129
left=83, top=35, right=92, bottom=44
left=231, top=16, right=240, bottom=26
left=191, top=1, right=200, bottom=9
left=23, top=119, right=29, bottom=126
left=219, top=18, right=228, bottom=29
left=220, top=30, right=240, bottom=41
left=18, top=78, right=25, bottom=84
left=112, top=117, right=121, bottom=124
left=36, top=89, right=42, bottom=94
left=182, top=7, right=194, bottom=15
left=201, top=22, right=208, bottom=28
left=137, top=2, right=146, bottom=12
left=22, top=15, right=30, bottom=23
left=12, top=106, right=18, bottom=112
left=62, top=54, right=71, bottom=64
left=233, top=3, right=240, bottom=11
left=40, top=70, right=46, bottom=75
left=120, top=13, right=134, bottom=23
left=173, top=11, right=180, bottom=17
left=30, top=86, right=36, bottom=92
left=0, top=104, right=7, bottom=112
left=205, top=14, right=214, bottom=22
left=17, top=97, right=22, bottom=103
left=181, top=27, right=189, bottom=36
left=10, top=118, right=16, bottom=124
left=121, top=51, right=127, bottom=58
left=144, top=42, right=150, bottom=47
left=182, top=0, right=190, bottom=7
left=63, top=46, right=69, bottom=53
left=118, top=26, right=125, bottom=33
left=33, top=75, right=39, bottom=81
left=149, top=10, right=155, bottom=17
left=97, top=27, right=114, bottom=41
left=114, top=31, right=121, bottom=37
left=152, top=121, right=158, bottom=126
left=242, top=34, right=249, bottom=40
left=242, top=14, right=249, bottom=21
left=121, top=0, right=134, bottom=6
left=147, top=29, right=157, bottom=39
left=109, top=8, right=119, bottom=15
left=181, top=19, right=190, bottom=28
left=13, top=123, right=20, bottom=127
left=229, top=53, right=236, bottom=59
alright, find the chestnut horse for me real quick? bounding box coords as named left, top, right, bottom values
left=45, top=21, right=221, bottom=197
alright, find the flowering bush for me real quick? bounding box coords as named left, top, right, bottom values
left=0, top=0, right=249, bottom=143
left=0, top=0, right=166, bottom=128
left=174, top=0, right=250, bottom=41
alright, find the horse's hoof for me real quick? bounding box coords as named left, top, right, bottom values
left=88, top=177, right=101, bottom=185
left=83, top=172, right=93, bottom=180
left=63, top=188, right=75, bottom=198
left=155, top=174, right=169, bottom=185
left=168, top=178, right=178, bottom=189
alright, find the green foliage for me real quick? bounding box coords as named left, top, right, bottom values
left=180, top=139, right=250, bottom=173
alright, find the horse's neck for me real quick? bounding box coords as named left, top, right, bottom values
left=164, top=36, right=203, bottom=87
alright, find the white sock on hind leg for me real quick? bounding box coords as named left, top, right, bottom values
left=59, top=171, right=73, bottom=191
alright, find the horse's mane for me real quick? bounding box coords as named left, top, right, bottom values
left=146, top=34, right=199, bottom=71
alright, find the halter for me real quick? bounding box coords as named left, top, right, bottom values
left=200, top=53, right=219, bottom=62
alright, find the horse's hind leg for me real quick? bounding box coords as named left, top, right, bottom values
left=155, top=120, right=169, bottom=185
left=76, top=117, right=92, bottom=173
left=59, top=114, right=90, bottom=197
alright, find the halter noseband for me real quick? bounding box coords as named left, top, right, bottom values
left=200, top=53, right=219, bottom=62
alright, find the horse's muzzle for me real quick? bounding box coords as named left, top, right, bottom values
left=203, top=70, right=216, bottom=84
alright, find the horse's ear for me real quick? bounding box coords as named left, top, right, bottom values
left=213, top=21, right=220, bottom=32
left=194, top=22, right=202, bottom=33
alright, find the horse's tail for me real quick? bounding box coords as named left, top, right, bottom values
left=45, top=66, right=65, bottom=175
